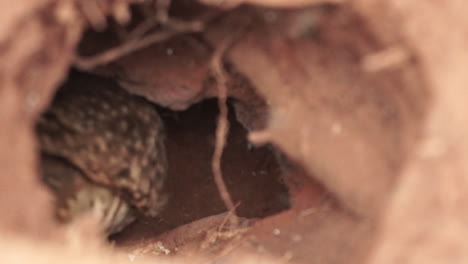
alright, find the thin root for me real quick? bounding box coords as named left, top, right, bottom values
left=75, top=29, right=181, bottom=70
left=210, top=33, right=244, bottom=215
left=74, top=0, right=203, bottom=70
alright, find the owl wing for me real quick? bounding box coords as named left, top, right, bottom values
left=37, top=73, right=168, bottom=217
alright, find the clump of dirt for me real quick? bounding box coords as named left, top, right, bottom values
left=0, top=0, right=467, bottom=264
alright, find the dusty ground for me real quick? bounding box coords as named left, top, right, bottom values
left=0, top=0, right=468, bottom=264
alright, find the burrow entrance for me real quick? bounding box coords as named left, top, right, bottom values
left=24, top=0, right=430, bottom=262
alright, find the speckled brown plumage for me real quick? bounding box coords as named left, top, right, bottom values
left=37, top=71, right=167, bottom=234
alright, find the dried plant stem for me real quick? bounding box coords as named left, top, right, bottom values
left=77, top=0, right=107, bottom=31
left=210, top=36, right=238, bottom=214
left=74, top=0, right=203, bottom=70
left=75, top=29, right=182, bottom=70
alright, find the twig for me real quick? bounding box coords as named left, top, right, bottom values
left=210, top=33, right=243, bottom=215
left=217, top=202, right=241, bottom=232
left=155, top=0, right=171, bottom=23
left=200, top=0, right=344, bottom=9
left=75, top=29, right=183, bottom=70
left=361, top=46, right=409, bottom=72
left=77, top=0, right=107, bottom=31
left=124, top=16, right=158, bottom=42
left=126, top=0, right=170, bottom=41
left=74, top=0, right=204, bottom=70
left=121, top=11, right=203, bottom=43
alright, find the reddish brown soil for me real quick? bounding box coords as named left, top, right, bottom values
left=0, top=1, right=468, bottom=264
left=113, top=100, right=291, bottom=243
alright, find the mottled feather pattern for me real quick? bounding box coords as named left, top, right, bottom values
left=37, top=71, right=167, bottom=233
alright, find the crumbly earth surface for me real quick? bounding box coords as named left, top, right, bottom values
left=37, top=70, right=168, bottom=234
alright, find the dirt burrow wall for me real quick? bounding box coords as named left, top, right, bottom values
left=0, top=0, right=467, bottom=263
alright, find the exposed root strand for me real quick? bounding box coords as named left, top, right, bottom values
left=210, top=36, right=237, bottom=215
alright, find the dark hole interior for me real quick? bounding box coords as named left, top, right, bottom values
left=112, top=98, right=290, bottom=243
left=41, top=0, right=293, bottom=242
left=40, top=69, right=291, bottom=242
